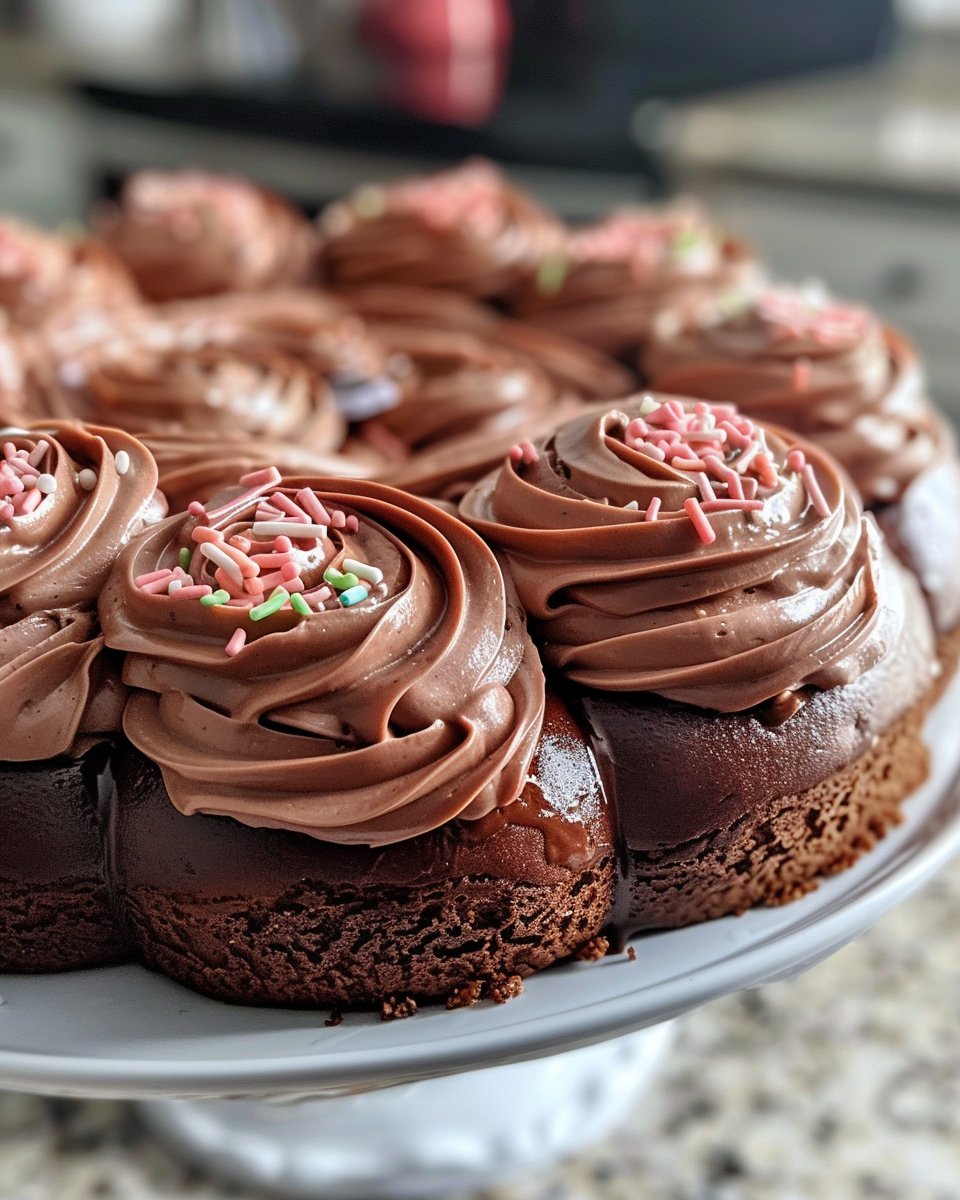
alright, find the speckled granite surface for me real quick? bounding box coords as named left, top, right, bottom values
left=1, top=856, right=958, bottom=1200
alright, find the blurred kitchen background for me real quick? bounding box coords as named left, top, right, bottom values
left=2, top=0, right=960, bottom=408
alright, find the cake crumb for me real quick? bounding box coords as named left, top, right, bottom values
left=574, top=935, right=610, bottom=962
left=626, top=945, right=637, bottom=962
left=324, top=1009, right=343, bottom=1028
left=380, top=994, right=418, bottom=1021
left=446, top=980, right=483, bottom=1010
left=488, top=975, right=524, bottom=1004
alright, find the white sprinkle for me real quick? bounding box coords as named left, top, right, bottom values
left=77, top=469, right=97, bottom=491
left=251, top=521, right=328, bottom=540
left=35, top=473, right=56, bottom=495
left=342, top=557, right=384, bottom=585
left=639, top=395, right=660, bottom=416
left=22, top=475, right=36, bottom=489
left=0, top=426, right=30, bottom=437
left=114, top=450, right=131, bottom=476
left=168, top=579, right=183, bottom=594
left=27, top=441, right=49, bottom=468
left=623, top=500, right=640, bottom=510
left=199, top=542, right=243, bottom=584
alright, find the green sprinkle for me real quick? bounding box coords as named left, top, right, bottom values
left=323, top=567, right=360, bottom=591
left=339, top=585, right=370, bottom=607
left=535, top=253, right=568, bottom=295
left=200, top=588, right=231, bottom=607
left=289, top=592, right=312, bottom=617
left=179, top=547, right=191, bottom=571
left=249, top=587, right=290, bottom=621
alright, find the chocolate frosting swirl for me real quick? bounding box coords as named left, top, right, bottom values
left=101, top=476, right=545, bottom=845
left=461, top=396, right=897, bottom=712
left=96, top=171, right=316, bottom=302
left=643, top=285, right=951, bottom=506
left=0, top=216, right=136, bottom=330
left=0, top=421, right=163, bottom=760
left=319, top=159, right=564, bottom=298
left=27, top=292, right=397, bottom=506
left=511, top=203, right=763, bottom=356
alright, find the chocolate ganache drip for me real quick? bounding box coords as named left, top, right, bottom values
left=96, top=170, right=317, bottom=302
left=101, top=472, right=545, bottom=846
left=462, top=395, right=896, bottom=713
left=319, top=158, right=564, bottom=297
left=0, top=421, right=163, bottom=760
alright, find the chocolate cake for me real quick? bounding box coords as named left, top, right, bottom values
left=461, top=396, right=937, bottom=931
left=0, top=422, right=164, bottom=970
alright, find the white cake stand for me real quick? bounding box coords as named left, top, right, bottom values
left=2, top=676, right=960, bottom=1199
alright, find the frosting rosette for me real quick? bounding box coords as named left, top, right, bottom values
left=319, top=158, right=564, bottom=297
left=643, top=283, right=952, bottom=505
left=96, top=170, right=316, bottom=301
left=101, top=472, right=545, bottom=845
left=461, top=395, right=908, bottom=713
left=0, top=421, right=163, bottom=760
left=28, top=293, right=393, bottom=508
left=510, top=202, right=762, bottom=356
left=0, top=216, right=136, bottom=330
left=356, top=323, right=577, bottom=500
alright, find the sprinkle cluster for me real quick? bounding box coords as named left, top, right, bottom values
left=509, top=397, right=832, bottom=546
left=134, top=467, right=386, bottom=656
left=565, top=211, right=718, bottom=279
left=0, top=438, right=56, bottom=521
left=127, top=171, right=265, bottom=243
left=758, top=284, right=869, bottom=347
left=379, top=161, right=506, bottom=238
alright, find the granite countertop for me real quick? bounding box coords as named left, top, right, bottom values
left=0, top=851, right=958, bottom=1200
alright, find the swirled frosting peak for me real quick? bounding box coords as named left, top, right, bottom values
left=644, top=282, right=949, bottom=507
left=0, top=216, right=135, bottom=330
left=319, top=158, right=563, bottom=296
left=0, top=421, right=163, bottom=760
left=461, top=395, right=897, bottom=713
left=101, top=471, right=545, bottom=845
left=96, top=170, right=316, bottom=301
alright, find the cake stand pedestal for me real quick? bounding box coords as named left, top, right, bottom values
left=139, top=1023, right=676, bottom=1199
left=2, top=679, right=960, bottom=1198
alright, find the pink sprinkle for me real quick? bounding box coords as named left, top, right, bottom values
left=284, top=575, right=306, bottom=593
left=139, top=574, right=176, bottom=595
left=251, top=550, right=293, bottom=569
left=280, top=561, right=300, bottom=581
left=719, top=421, right=752, bottom=450
left=270, top=492, right=311, bottom=522
left=802, top=463, right=831, bottom=518
left=188, top=501, right=207, bottom=522
left=345, top=515, right=359, bottom=533
left=239, top=466, right=282, bottom=488
left=696, top=472, right=716, bottom=502
left=191, top=526, right=224, bottom=545
left=637, top=441, right=666, bottom=462
left=274, top=536, right=293, bottom=553
left=670, top=457, right=708, bottom=472
left=243, top=576, right=266, bottom=596
left=625, top=418, right=648, bottom=441
left=684, top=496, right=716, bottom=545
left=301, top=584, right=333, bottom=606
left=514, top=440, right=539, bottom=465
left=14, top=488, right=42, bottom=515
left=644, top=496, right=661, bottom=521
left=257, top=569, right=288, bottom=590
left=0, top=502, right=13, bottom=521
left=224, top=627, right=248, bottom=657
left=329, top=510, right=346, bottom=530
left=26, top=440, right=49, bottom=468
left=214, top=567, right=246, bottom=598
left=793, top=357, right=812, bottom=392
left=295, top=488, right=331, bottom=525
left=753, top=452, right=779, bottom=491
left=3, top=442, right=16, bottom=459
left=700, top=499, right=764, bottom=512
left=786, top=449, right=807, bottom=472
left=135, top=568, right=173, bottom=587
left=169, top=584, right=213, bottom=600
left=742, top=476, right=759, bottom=500
left=229, top=534, right=252, bottom=553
